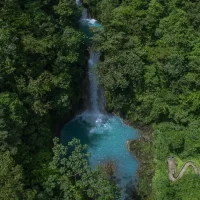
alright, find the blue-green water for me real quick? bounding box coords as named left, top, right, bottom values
left=61, top=112, right=139, bottom=198
left=80, top=19, right=103, bottom=40
left=61, top=2, right=139, bottom=199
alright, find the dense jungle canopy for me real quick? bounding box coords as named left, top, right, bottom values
left=86, top=0, right=200, bottom=199
left=1, top=0, right=200, bottom=199
left=0, top=0, right=118, bottom=199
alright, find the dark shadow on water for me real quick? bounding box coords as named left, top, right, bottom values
left=61, top=118, right=90, bottom=146
left=123, top=177, right=138, bottom=200
left=60, top=116, right=106, bottom=148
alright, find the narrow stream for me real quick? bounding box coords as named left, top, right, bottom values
left=61, top=1, right=139, bottom=199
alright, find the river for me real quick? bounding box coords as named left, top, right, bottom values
left=61, top=1, right=139, bottom=199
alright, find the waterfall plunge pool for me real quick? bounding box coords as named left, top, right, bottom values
left=61, top=112, right=139, bottom=199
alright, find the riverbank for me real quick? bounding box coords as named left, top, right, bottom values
left=112, top=112, right=155, bottom=199
left=128, top=122, right=154, bottom=200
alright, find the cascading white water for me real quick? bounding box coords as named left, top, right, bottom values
left=81, top=8, right=88, bottom=20
left=76, top=0, right=82, bottom=6
left=76, top=0, right=103, bottom=117
left=88, top=51, right=101, bottom=113
left=61, top=1, right=139, bottom=199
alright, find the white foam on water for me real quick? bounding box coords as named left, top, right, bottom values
left=88, top=19, right=97, bottom=24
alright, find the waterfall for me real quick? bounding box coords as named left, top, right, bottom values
left=81, top=8, right=88, bottom=20
left=88, top=51, right=101, bottom=113
left=77, top=0, right=104, bottom=119
left=76, top=0, right=82, bottom=6
left=67, top=2, right=139, bottom=200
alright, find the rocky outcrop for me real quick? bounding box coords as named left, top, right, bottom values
left=126, top=140, right=132, bottom=152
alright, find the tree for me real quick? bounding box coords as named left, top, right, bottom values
left=0, top=0, right=85, bottom=195
left=85, top=0, right=200, bottom=199
left=42, top=138, right=120, bottom=200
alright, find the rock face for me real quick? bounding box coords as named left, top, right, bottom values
left=126, top=140, right=132, bottom=152
left=101, top=160, right=117, bottom=177
left=167, top=157, right=200, bottom=182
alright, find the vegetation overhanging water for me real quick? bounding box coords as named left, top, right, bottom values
left=61, top=0, right=139, bottom=199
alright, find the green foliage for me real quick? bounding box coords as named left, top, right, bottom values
left=172, top=174, right=200, bottom=200
left=85, top=0, right=200, bottom=199
left=153, top=122, right=200, bottom=199
left=42, top=138, right=120, bottom=200
left=1, top=0, right=200, bottom=199
left=0, top=151, right=34, bottom=200
left=0, top=1, right=120, bottom=198
left=130, top=133, right=154, bottom=199
left=0, top=0, right=89, bottom=198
